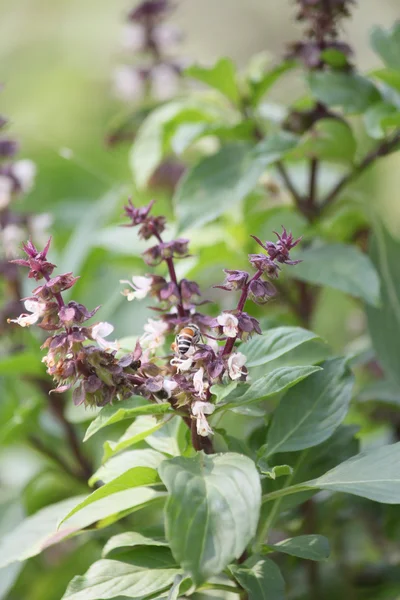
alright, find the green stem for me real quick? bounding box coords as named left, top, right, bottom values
left=255, top=451, right=309, bottom=550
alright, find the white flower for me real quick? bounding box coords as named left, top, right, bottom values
left=8, top=299, right=46, bottom=328
left=120, top=276, right=153, bottom=301
left=0, top=175, right=12, bottom=210
left=192, top=400, right=215, bottom=437
left=121, top=23, right=146, bottom=51
left=227, top=352, right=247, bottom=380
left=217, top=313, right=239, bottom=338
left=91, top=322, right=120, bottom=352
left=1, top=224, right=25, bottom=257
left=11, top=160, right=36, bottom=193
left=151, top=64, right=180, bottom=100
left=141, top=319, right=168, bottom=351
left=113, top=65, right=144, bottom=102
left=170, top=344, right=195, bottom=372
left=193, top=367, right=209, bottom=399
left=162, top=378, right=178, bottom=399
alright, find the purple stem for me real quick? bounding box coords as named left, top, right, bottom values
left=222, top=269, right=263, bottom=357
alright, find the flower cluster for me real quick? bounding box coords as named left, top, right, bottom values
left=0, top=105, right=51, bottom=332
left=287, top=0, right=355, bottom=70
left=113, top=0, right=183, bottom=105
left=10, top=199, right=301, bottom=450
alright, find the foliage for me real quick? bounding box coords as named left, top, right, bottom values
left=1, top=2, right=400, bottom=600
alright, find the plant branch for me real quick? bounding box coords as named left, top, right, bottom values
left=33, top=378, right=93, bottom=481
left=276, top=162, right=304, bottom=210
left=28, top=434, right=86, bottom=482
left=320, top=129, right=400, bottom=212
left=153, top=230, right=185, bottom=318
left=255, top=451, right=309, bottom=550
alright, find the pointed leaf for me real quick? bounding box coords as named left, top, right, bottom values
left=159, top=452, right=261, bottom=585
left=243, top=326, right=321, bottom=367
left=186, top=58, right=240, bottom=104
left=308, top=442, right=400, bottom=503
left=90, top=449, right=165, bottom=486
left=266, top=535, right=330, bottom=561
left=215, top=365, right=321, bottom=412
left=267, top=358, right=354, bottom=456
left=84, top=398, right=171, bottom=441
left=103, top=416, right=167, bottom=460
left=230, top=556, right=285, bottom=600
left=62, top=558, right=180, bottom=600
left=103, top=533, right=168, bottom=558
left=59, top=467, right=160, bottom=526
left=290, top=243, right=381, bottom=306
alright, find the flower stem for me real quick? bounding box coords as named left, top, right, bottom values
left=153, top=231, right=185, bottom=318
left=222, top=269, right=263, bottom=356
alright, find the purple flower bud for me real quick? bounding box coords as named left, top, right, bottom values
left=159, top=281, right=180, bottom=302
left=145, top=375, right=164, bottom=393
left=0, top=139, right=19, bottom=158
left=11, top=237, right=55, bottom=280
left=128, top=0, right=170, bottom=23
left=215, top=270, right=249, bottom=291
left=248, top=254, right=280, bottom=278
left=142, top=244, right=163, bottom=266
left=248, top=279, right=277, bottom=305
left=139, top=216, right=166, bottom=240
left=124, top=199, right=155, bottom=226
left=180, top=279, right=201, bottom=300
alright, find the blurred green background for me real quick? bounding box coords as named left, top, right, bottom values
left=2, top=0, right=400, bottom=220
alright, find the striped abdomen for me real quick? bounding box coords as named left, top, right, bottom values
left=176, top=324, right=200, bottom=355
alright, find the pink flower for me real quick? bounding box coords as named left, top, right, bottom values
left=141, top=318, right=169, bottom=351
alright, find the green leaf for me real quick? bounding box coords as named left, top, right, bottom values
left=175, top=135, right=297, bottom=231
left=261, top=465, right=293, bottom=480
left=243, top=326, right=322, bottom=367
left=0, top=351, right=45, bottom=376
left=266, top=358, right=354, bottom=456
left=84, top=398, right=171, bottom=441
left=366, top=222, right=400, bottom=387
left=60, top=488, right=164, bottom=531
left=357, top=379, right=400, bottom=406
left=266, top=535, right=330, bottom=561
left=103, top=533, right=168, bottom=558
left=363, top=101, right=398, bottom=138
left=62, top=558, right=180, bottom=600
left=230, top=556, right=285, bottom=600
left=145, top=418, right=184, bottom=456
left=185, top=58, right=240, bottom=104
left=371, top=68, right=400, bottom=93
left=159, top=452, right=261, bottom=585
left=103, top=416, right=168, bottom=460
left=290, top=243, right=381, bottom=306
left=0, top=496, right=86, bottom=569
left=370, top=23, right=400, bottom=70
left=308, top=441, right=400, bottom=503
left=90, top=449, right=165, bottom=486
left=308, top=71, right=380, bottom=114
left=59, top=467, right=160, bottom=527
left=130, top=101, right=218, bottom=188
left=249, top=60, right=295, bottom=106
left=215, top=365, right=321, bottom=412
left=288, top=119, right=356, bottom=163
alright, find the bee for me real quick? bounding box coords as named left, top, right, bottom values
left=173, top=323, right=201, bottom=356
